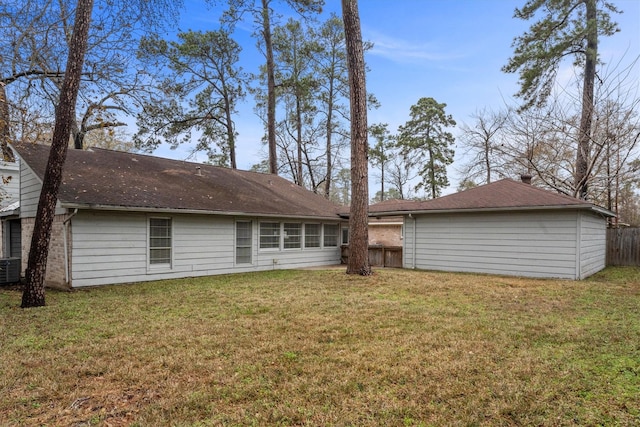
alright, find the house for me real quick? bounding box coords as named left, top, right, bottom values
left=0, top=158, right=21, bottom=260
left=10, top=144, right=346, bottom=288
left=369, top=178, right=615, bottom=280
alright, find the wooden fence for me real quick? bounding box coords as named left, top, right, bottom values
left=606, top=228, right=640, bottom=266
left=341, top=245, right=403, bottom=268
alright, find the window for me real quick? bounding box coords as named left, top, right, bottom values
left=324, top=224, right=339, bottom=247
left=283, top=223, right=301, bottom=249
left=260, top=222, right=280, bottom=249
left=305, top=224, right=321, bottom=248
left=149, top=218, right=171, bottom=265
left=236, top=221, right=252, bottom=264
left=341, top=227, right=349, bottom=245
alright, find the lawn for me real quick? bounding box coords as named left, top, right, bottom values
left=1, top=267, right=639, bottom=426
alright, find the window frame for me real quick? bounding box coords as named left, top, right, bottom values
left=341, top=226, right=349, bottom=245
left=235, top=220, right=253, bottom=265
left=304, top=223, right=321, bottom=249
left=148, top=217, right=173, bottom=268
left=259, top=221, right=281, bottom=250
left=323, top=223, right=339, bottom=248
left=283, top=222, right=302, bottom=250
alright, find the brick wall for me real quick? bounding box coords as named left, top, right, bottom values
left=369, top=224, right=402, bottom=246
left=21, top=215, right=70, bottom=289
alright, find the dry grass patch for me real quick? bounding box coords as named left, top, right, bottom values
left=1, top=268, right=639, bottom=426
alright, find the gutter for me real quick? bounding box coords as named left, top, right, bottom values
left=59, top=203, right=343, bottom=222
left=408, top=213, right=417, bottom=269
left=368, top=203, right=615, bottom=217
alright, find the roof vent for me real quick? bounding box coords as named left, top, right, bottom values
left=520, top=173, right=532, bottom=185
left=196, top=166, right=202, bottom=176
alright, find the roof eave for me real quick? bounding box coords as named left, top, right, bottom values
left=59, top=202, right=344, bottom=221
left=368, top=204, right=615, bottom=217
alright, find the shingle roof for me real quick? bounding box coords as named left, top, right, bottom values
left=14, top=144, right=343, bottom=219
left=369, top=179, right=614, bottom=216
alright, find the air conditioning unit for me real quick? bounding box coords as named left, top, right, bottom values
left=0, top=258, right=21, bottom=284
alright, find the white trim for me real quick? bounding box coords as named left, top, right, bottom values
left=147, top=216, right=173, bottom=271
left=323, top=223, right=340, bottom=248
left=258, top=221, right=281, bottom=251
left=575, top=213, right=582, bottom=280
left=234, top=219, right=253, bottom=265
left=282, top=222, right=302, bottom=251
left=60, top=202, right=342, bottom=221
left=369, top=204, right=616, bottom=218
left=303, top=223, right=322, bottom=249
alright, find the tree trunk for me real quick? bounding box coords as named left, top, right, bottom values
left=73, top=121, right=86, bottom=150
left=485, top=142, right=491, bottom=184
left=21, top=0, right=94, bottom=308
left=296, top=91, right=303, bottom=185
left=0, top=83, right=15, bottom=162
left=575, top=0, right=597, bottom=200
left=429, top=146, right=436, bottom=199
left=381, top=147, right=385, bottom=201
left=342, top=0, right=371, bottom=276
left=324, top=80, right=334, bottom=199
left=261, top=0, right=277, bottom=175
left=224, top=93, right=237, bottom=169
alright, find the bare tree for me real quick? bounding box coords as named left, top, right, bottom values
left=458, top=107, right=508, bottom=185
left=0, top=83, right=14, bottom=161
left=0, top=0, right=180, bottom=153
left=386, top=154, right=414, bottom=200
left=22, top=0, right=94, bottom=308
left=503, top=0, right=620, bottom=199
left=497, top=73, right=639, bottom=207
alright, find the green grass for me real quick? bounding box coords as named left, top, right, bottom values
left=1, top=267, right=639, bottom=426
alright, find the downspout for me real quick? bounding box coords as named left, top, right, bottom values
left=63, top=209, right=79, bottom=285
left=409, top=213, right=417, bottom=269
left=575, top=212, right=582, bottom=280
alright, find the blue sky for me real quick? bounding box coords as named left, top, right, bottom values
left=154, top=0, right=640, bottom=192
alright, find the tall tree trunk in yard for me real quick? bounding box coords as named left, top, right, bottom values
left=261, top=0, right=278, bottom=175
left=575, top=0, right=597, bottom=200
left=224, top=93, right=237, bottom=169
left=296, top=92, right=303, bottom=185
left=342, top=0, right=371, bottom=276
left=21, top=0, right=94, bottom=308
left=0, top=83, right=15, bottom=162
left=324, top=94, right=333, bottom=198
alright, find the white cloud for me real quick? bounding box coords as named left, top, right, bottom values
left=363, top=28, right=465, bottom=64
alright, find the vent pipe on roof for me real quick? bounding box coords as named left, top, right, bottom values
left=520, top=173, right=532, bottom=184
left=196, top=166, right=202, bottom=176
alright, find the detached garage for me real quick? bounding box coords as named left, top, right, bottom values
left=370, top=178, right=615, bottom=280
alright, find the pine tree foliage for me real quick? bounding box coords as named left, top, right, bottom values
left=397, top=97, right=456, bottom=199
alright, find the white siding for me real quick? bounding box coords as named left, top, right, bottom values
left=70, top=212, right=342, bottom=287
left=19, top=161, right=42, bottom=218
left=18, top=161, right=78, bottom=218
left=404, top=211, right=580, bottom=279
left=0, top=160, right=20, bottom=208
left=578, top=212, right=607, bottom=279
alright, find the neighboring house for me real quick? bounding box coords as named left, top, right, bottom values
left=0, top=157, right=21, bottom=260
left=11, top=144, right=346, bottom=288
left=370, top=178, right=615, bottom=280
